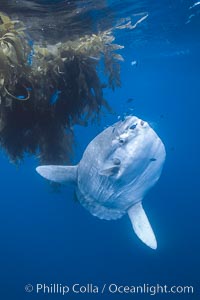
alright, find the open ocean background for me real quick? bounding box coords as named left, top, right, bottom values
left=0, top=0, right=199, bottom=299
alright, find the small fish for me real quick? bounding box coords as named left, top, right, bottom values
left=131, top=60, right=138, bottom=66
left=17, top=95, right=26, bottom=100
left=126, top=98, right=134, bottom=103
left=129, top=123, right=137, bottom=130
left=189, top=1, right=200, bottom=9
left=16, top=87, right=31, bottom=101
left=28, top=40, right=34, bottom=47
left=150, top=158, right=157, bottom=162
left=50, top=90, right=61, bottom=105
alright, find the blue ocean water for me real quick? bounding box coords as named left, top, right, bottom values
left=0, top=0, right=199, bottom=299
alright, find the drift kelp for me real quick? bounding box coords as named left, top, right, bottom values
left=0, top=7, right=149, bottom=165
left=0, top=11, right=125, bottom=164
left=0, top=13, right=31, bottom=101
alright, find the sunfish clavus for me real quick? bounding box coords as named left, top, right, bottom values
left=36, top=116, right=166, bottom=250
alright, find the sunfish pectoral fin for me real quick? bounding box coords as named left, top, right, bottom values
left=36, top=165, right=78, bottom=184
left=128, top=202, right=157, bottom=250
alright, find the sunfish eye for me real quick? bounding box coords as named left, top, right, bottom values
left=113, top=158, right=121, bottom=165
left=119, top=138, right=125, bottom=144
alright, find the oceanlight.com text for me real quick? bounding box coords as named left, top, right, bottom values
left=25, top=283, right=194, bottom=296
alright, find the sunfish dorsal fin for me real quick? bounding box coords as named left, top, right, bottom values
left=36, top=165, right=77, bottom=184
left=128, top=202, right=157, bottom=250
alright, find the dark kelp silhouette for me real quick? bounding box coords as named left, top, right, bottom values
left=0, top=12, right=123, bottom=164
left=0, top=5, right=147, bottom=164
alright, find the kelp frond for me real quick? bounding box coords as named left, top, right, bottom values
left=0, top=11, right=144, bottom=164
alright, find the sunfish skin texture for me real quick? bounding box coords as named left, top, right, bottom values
left=36, top=116, right=166, bottom=250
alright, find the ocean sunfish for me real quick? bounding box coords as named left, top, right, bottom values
left=36, top=116, right=166, bottom=250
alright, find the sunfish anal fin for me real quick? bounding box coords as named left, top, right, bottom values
left=36, top=165, right=77, bottom=184
left=128, top=202, right=157, bottom=250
